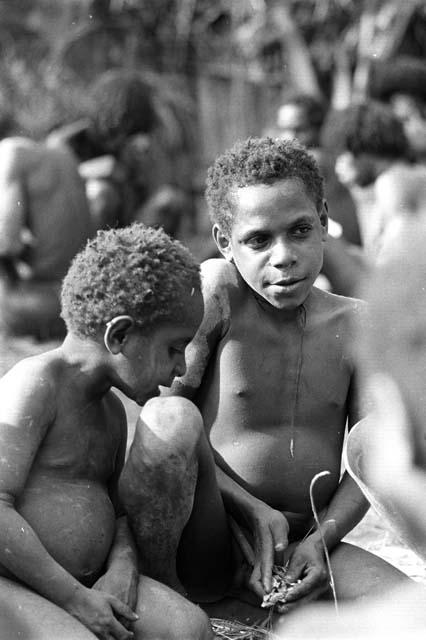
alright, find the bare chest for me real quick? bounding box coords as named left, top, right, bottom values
left=211, top=310, right=351, bottom=425
left=33, top=403, right=122, bottom=482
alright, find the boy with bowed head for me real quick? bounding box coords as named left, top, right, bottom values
left=0, top=223, right=212, bottom=639
left=121, top=137, right=409, bottom=621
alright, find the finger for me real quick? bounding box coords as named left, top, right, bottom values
left=109, top=616, right=135, bottom=640
left=276, top=583, right=328, bottom=615
left=248, top=564, right=265, bottom=599
left=257, top=527, right=274, bottom=593
left=270, top=519, right=289, bottom=566
left=110, top=597, right=139, bottom=622
left=284, top=569, right=328, bottom=603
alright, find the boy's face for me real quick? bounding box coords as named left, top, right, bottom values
left=215, top=178, right=327, bottom=311
left=118, top=291, right=203, bottom=405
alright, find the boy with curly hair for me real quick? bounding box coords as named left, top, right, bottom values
left=0, top=223, right=213, bottom=639
left=120, top=137, right=409, bottom=621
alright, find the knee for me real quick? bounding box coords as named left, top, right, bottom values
left=173, top=605, right=213, bottom=640
left=140, top=396, right=204, bottom=450
left=134, top=577, right=214, bottom=640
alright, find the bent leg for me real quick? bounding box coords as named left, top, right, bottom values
left=330, top=541, right=411, bottom=601
left=133, top=575, right=213, bottom=640
left=119, top=397, right=232, bottom=600
left=0, top=576, right=95, bottom=639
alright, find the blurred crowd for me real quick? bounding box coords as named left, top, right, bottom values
left=0, top=37, right=426, bottom=640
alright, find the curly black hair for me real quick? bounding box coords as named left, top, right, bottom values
left=321, top=100, right=410, bottom=160
left=205, top=137, right=324, bottom=233
left=61, top=223, right=200, bottom=339
left=89, top=69, right=157, bottom=144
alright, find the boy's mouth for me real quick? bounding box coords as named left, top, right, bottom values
left=270, top=277, right=305, bottom=288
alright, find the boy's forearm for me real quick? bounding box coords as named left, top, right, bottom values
left=216, top=464, right=261, bottom=524
left=0, top=502, right=84, bottom=607
left=308, top=472, right=369, bottom=551
left=105, top=516, right=138, bottom=570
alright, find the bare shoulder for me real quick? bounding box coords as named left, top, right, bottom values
left=0, top=137, right=37, bottom=176
left=311, top=286, right=366, bottom=325
left=0, top=350, right=63, bottom=422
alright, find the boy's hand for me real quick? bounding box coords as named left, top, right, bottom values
left=246, top=502, right=289, bottom=598
left=65, top=585, right=138, bottom=639
left=276, top=537, right=329, bottom=613
left=93, top=564, right=139, bottom=613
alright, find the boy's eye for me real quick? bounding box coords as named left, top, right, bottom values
left=246, top=235, right=269, bottom=249
left=293, top=225, right=312, bottom=237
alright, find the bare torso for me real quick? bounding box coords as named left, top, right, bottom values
left=0, top=137, right=92, bottom=280
left=193, top=261, right=362, bottom=528
left=0, top=350, right=125, bottom=586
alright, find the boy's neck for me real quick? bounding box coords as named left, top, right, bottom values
left=253, top=290, right=311, bottom=325
left=60, top=332, right=112, bottom=399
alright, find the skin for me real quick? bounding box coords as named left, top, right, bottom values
left=335, top=154, right=426, bottom=265
left=276, top=230, right=426, bottom=639
left=0, top=137, right=92, bottom=279
left=0, top=136, right=92, bottom=337
left=274, top=102, right=361, bottom=250
left=166, top=178, right=408, bottom=611
left=0, top=292, right=212, bottom=640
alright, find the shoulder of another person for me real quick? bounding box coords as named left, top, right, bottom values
left=0, top=137, right=36, bottom=169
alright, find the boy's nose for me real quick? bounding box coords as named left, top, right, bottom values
left=270, top=239, right=296, bottom=267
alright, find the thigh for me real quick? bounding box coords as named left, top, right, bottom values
left=0, top=576, right=95, bottom=639
left=177, top=430, right=234, bottom=602
left=134, top=575, right=212, bottom=640
left=329, top=541, right=411, bottom=601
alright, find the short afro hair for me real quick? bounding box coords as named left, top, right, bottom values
left=61, top=223, right=200, bottom=339
left=205, top=137, right=324, bottom=233
left=89, top=69, right=157, bottom=142
left=321, top=100, right=410, bottom=160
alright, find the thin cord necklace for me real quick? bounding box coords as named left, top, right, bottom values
left=289, top=304, right=306, bottom=459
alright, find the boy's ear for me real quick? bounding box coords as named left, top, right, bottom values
left=320, top=199, right=329, bottom=240
left=212, top=224, right=233, bottom=261
left=104, top=315, right=135, bottom=354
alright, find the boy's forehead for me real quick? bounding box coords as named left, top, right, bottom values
left=231, top=178, right=316, bottom=215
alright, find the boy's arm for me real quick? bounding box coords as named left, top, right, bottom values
left=283, top=361, right=369, bottom=611
left=167, top=259, right=229, bottom=399
left=0, top=364, right=136, bottom=639
left=94, top=394, right=138, bottom=612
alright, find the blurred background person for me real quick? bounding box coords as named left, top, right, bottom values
left=0, top=109, right=92, bottom=340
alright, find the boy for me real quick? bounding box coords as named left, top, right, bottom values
left=278, top=225, right=426, bottom=639
left=0, top=224, right=211, bottom=639
left=120, top=137, right=408, bottom=619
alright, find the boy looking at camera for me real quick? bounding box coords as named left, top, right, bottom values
left=121, top=138, right=409, bottom=621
